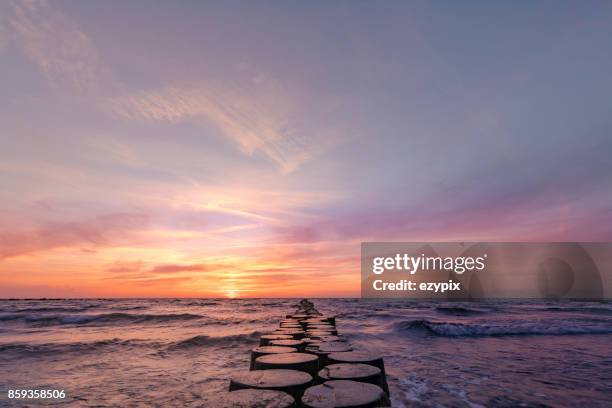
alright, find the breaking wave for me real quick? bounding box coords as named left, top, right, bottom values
left=392, top=319, right=612, bottom=337
left=543, top=306, right=612, bottom=315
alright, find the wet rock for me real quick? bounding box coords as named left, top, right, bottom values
left=325, top=351, right=389, bottom=394
left=250, top=346, right=297, bottom=370
left=318, top=363, right=384, bottom=390
left=307, top=331, right=335, bottom=339
left=230, top=369, right=313, bottom=400
left=260, top=334, right=294, bottom=346
left=269, top=339, right=307, bottom=352
left=255, top=352, right=319, bottom=376
left=310, top=342, right=353, bottom=366
left=273, top=329, right=306, bottom=340
left=301, top=380, right=389, bottom=408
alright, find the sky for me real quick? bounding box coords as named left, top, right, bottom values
left=1, top=0, right=611, bottom=298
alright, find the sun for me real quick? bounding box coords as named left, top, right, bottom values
left=224, top=289, right=239, bottom=299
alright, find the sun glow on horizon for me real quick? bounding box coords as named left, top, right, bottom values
left=224, top=289, right=239, bottom=299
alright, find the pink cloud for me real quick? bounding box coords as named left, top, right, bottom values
left=0, top=212, right=149, bottom=258
left=150, top=263, right=210, bottom=273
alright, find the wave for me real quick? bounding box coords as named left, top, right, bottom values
left=0, top=330, right=264, bottom=356
left=261, top=301, right=286, bottom=307
left=183, top=301, right=220, bottom=307
left=108, top=305, right=149, bottom=311
left=435, top=306, right=487, bottom=316
left=0, top=338, right=157, bottom=355
left=543, top=306, right=612, bottom=315
left=392, top=319, right=612, bottom=337
left=170, top=331, right=263, bottom=349
left=13, top=306, right=97, bottom=313
left=359, top=312, right=405, bottom=320
left=0, top=312, right=203, bottom=326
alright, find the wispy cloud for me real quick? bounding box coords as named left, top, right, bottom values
left=3, top=0, right=108, bottom=93
left=3, top=1, right=340, bottom=173
left=150, top=263, right=209, bottom=274
left=105, top=261, right=214, bottom=276
left=110, top=77, right=331, bottom=173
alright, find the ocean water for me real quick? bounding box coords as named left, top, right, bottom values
left=0, top=298, right=611, bottom=407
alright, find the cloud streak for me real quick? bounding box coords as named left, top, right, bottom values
left=150, top=263, right=210, bottom=274
left=3, top=0, right=108, bottom=93
left=110, top=78, right=325, bottom=173
left=0, top=212, right=149, bottom=259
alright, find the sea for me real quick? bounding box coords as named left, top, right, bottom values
left=0, top=298, right=611, bottom=407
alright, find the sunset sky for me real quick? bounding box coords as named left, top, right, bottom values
left=1, top=0, right=611, bottom=298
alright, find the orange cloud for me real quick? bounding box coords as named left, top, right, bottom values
left=0, top=212, right=149, bottom=259
left=150, top=263, right=210, bottom=274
